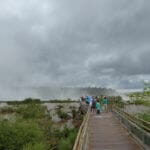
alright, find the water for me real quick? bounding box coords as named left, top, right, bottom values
left=0, top=102, right=80, bottom=128
left=0, top=113, right=16, bottom=122
left=123, top=105, right=150, bottom=114
left=43, top=102, right=80, bottom=128
left=0, top=103, right=8, bottom=108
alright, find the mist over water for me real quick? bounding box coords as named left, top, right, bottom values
left=0, top=86, right=118, bottom=101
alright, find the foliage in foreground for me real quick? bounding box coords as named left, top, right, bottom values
left=58, top=129, right=77, bottom=150
left=0, top=102, right=81, bottom=150
left=23, top=142, right=46, bottom=150
left=0, top=120, right=46, bottom=150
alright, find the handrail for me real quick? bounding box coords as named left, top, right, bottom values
left=73, top=107, right=90, bottom=150
left=112, top=106, right=150, bottom=132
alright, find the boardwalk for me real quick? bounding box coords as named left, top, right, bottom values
left=88, top=112, right=143, bottom=150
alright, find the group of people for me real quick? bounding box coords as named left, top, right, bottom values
left=81, top=96, right=108, bottom=114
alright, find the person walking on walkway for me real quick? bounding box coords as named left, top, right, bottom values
left=96, top=100, right=101, bottom=114
left=102, top=96, right=108, bottom=112
left=91, top=97, right=96, bottom=113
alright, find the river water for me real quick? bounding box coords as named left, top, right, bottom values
left=122, top=104, right=150, bottom=114
left=43, top=102, right=80, bottom=128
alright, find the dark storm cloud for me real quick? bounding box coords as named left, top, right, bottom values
left=0, top=0, right=150, bottom=98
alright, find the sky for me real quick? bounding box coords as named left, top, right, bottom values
left=0, top=0, right=150, bottom=99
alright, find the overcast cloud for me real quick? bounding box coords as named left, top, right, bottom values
left=0, top=0, right=150, bottom=98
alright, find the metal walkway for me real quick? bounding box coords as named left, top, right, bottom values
left=88, top=112, right=142, bottom=150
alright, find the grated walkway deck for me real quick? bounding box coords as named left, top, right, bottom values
left=88, top=112, right=143, bottom=150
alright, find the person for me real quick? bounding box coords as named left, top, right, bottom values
left=91, top=97, right=96, bottom=113
left=85, top=95, right=92, bottom=105
left=96, top=100, right=101, bottom=114
left=80, top=96, right=85, bottom=101
left=85, top=96, right=89, bottom=105
left=102, top=96, right=108, bottom=112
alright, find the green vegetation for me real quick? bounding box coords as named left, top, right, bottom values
left=58, top=128, right=77, bottom=150
left=47, top=99, right=78, bottom=103
left=137, top=110, right=150, bottom=122
left=7, top=98, right=41, bottom=105
left=0, top=101, right=82, bottom=150
left=57, top=109, right=69, bottom=119
left=128, top=91, right=150, bottom=100
left=56, top=105, right=70, bottom=120
left=23, top=142, right=46, bottom=150
left=0, top=106, right=15, bottom=114
left=122, top=91, right=150, bottom=122
left=127, top=99, right=150, bottom=106
left=72, top=109, right=78, bottom=119
left=0, top=120, right=46, bottom=150
left=16, top=103, right=46, bottom=119
left=127, top=91, right=150, bottom=106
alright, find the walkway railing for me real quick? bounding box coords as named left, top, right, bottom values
left=112, top=106, right=150, bottom=149
left=73, top=107, right=90, bottom=150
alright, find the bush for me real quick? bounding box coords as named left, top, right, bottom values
left=138, top=111, right=150, bottom=122
left=23, top=142, right=46, bottom=150
left=58, top=128, right=77, bottom=150
left=0, top=121, right=46, bottom=150
left=0, top=107, right=15, bottom=114
left=7, top=98, right=41, bottom=105
left=23, top=98, right=41, bottom=104
left=72, top=109, right=78, bottom=119
left=133, top=100, right=150, bottom=106
left=17, top=104, right=45, bottom=119
left=57, top=109, right=69, bottom=119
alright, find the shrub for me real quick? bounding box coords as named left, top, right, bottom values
left=0, top=107, right=15, bottom=114
left=138, top=111, right=150, bottom=122
left=16, top=104, right=45, bottom=119
left=0, top=121, right=46, bottom=150
left=58, top=128, right=77, bottom=150
left=56, top=109, right=69, bottom=119
left=23, top=98, right=41, bottom=104
left=7, top=98, right=41, bottom=105
left=23, top=142, right=46, bottom=150
left=125, top=99, right=150, bottom=106
left=72, top=109, right=78, bottom=119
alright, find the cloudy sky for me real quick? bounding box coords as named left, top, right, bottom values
left=0, top=0, right=150, bottom=98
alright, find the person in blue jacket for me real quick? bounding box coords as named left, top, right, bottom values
left=85, top=96, right=92, bottom=105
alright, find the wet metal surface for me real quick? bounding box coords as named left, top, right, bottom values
left=88, top=112, right=143, bottom=150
